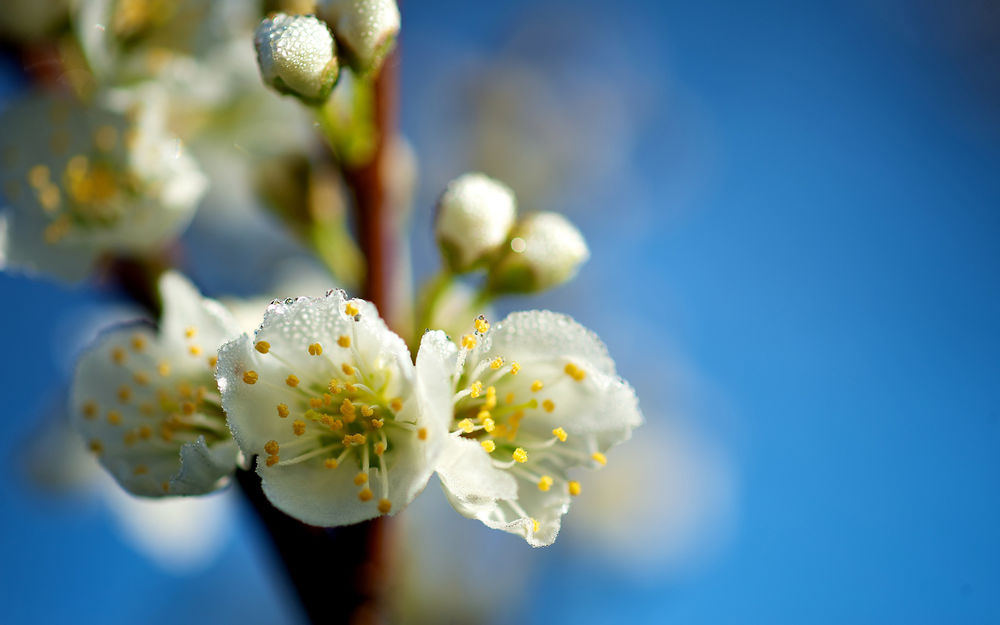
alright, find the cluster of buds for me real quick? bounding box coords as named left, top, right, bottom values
left=254, top=1, right=400, bottom=104
left=434, top=172, right=590, bottom=295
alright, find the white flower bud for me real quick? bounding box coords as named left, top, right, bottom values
left=254, top=13, right=339, bottom=103
left=488, top=212, right=590, bottom=293
left=319, top=0, right=400, bottom=75
left=435, top=173, right=517, bottom=272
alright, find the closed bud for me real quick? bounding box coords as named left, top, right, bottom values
left=319, top=0, right=400, bottom=75
left=488, top=212, right=590, bottom=294
left=255, top=13, right=339, bottom=104
left=435, top=173, right=517, bottom=272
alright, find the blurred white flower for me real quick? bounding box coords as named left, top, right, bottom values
left=71, top=272, right=239, bottom=496
left=488, top=212, right=589, bottom=294
left=435, top=172, right=517, bottom=272
left=427, top=310, right=642, bottom=546
left=217, top=289, right=449, bottom=526
left=0, top=94, right=206, bottom=281
left=255, top=13, right=339, bottom=104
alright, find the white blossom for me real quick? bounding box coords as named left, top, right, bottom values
left=435, top=173, right=517, bottom=272
left=255, top=13, right=339, bottom=103
left=217, top=290, right=449, bottom=526
left=71, top=272, right=240, bottom=496
left=426, top=310, right=642, bottom=546
left=488, top=212, right=589, bottom=294
left=319, top=0, right=400, bottom=75
left=0, top=94, right=206, bottom=281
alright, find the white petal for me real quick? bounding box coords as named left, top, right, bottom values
left=483, top=310, right=616, bottom=376
left=437, top=436, right=517, bottom=511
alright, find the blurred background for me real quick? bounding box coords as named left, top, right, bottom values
left=2, top=0, right=1000, bottom=622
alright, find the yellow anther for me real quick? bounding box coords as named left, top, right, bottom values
left=510, top=361, right=520, bottom=375
left=111, top=347, right=126, bottom=364
left=162, top=482, right=170, bottom=493
left=531, top=380, right=544, bottom=392
left=177, top=383, right=193, bottom=399
left=139, top=402, right=154, bottom=416
left=417, top=427, right=428, bottom=440
left=542, top=399, right=555, bottom=413
left=266, top=455, right=280, bottom=467
left=323, top=393, right=334, bottom=406
left=277, top=403, right=289, bottom=418
left=371, top=418, right=384, bottom=429
left=345, top=383, right=358, bottom=393
left=82, top=401, right=97, bottom=419
left=568, top=481, right=581, bottom=496
left=483, top=418, right=496, bottom=433
left=592, top=452, right=607, bottom=466
left=337, top=335, right=351, bottom=348
left=208, top=356, right=218, bottom=369
left=354, top=472, right=368, bottom=486
left=264, top=440, right=280, bottom=455
left=158, top=362, right=170, bottom=377
left=341, top=363, right=355, bottom=376
left=484, top=395, right=497, bottom=411
left=107, top=410, right=122, bottom=425
left=321, top=416, right=343, bottom=429
left=474, top=316, right=490, bottom=333
left=345, top=302, right=359, bottom=316
left=133, top=465, right=147, bottom=475
left=538, top=475, right=554, bottom=492
left=28, top=164, right=50, bottom=188
left=184, top=326, right=196, bottom=339
left=512, top=447, right=528, bottom=463
left=505, top=392, right=516, bottom=405
left=310, top=397, right=323, bottom=409
left=458, top=419, right=475, bottom=433
left=131, top=335, right=146, bottom=351
left=374, top=442, right=386, bottom=455
left=481, top=440, right=496, bottom=453
left=88, top=439, right=103, bottom=454
left=133, top=372, right=150, bottom=385
left=255, top=341, right=271, bottom=354
left=390, top=397, right=403, bottom=412
left=293, top=420, right=306, bottom=436
left=565, top=362, right=587, bottom=381
left=160, top=425, right=174, bottom=442
left=531, top=519, right=540, bottom=533
left=461, top=334, right=477, bottom=349
left=243, top=370, right=259, bottom=384
left=286, top=374, right=299, bottom=387
left=340, top=398, right=356, bottom=417
left=477, top=409, right=491, bottom=422
left=552, top=427, right=568, bottom=442
left=123, top=431, right=137, bottom=446
left=344, top=433, right=367, bottom=446
left=361, top=405, right=374, bottom=417
left=188, top=345, right=202, bottom=356
left=328, top=379, right=342, bottom=393
left=490, top=357, right=504, bottom=370
left=138, top=425, right=152, bottom=440
left=324, top=458, right=338, bottom=469
left=359, top=488, right=374, bottom=502
left=181, top=402, right=195, bottom=415
left=469, top=381, right=483, bottom=398
left=378, top=499, right=392, bottom=514
left=308, top=342, right=323, bottom=356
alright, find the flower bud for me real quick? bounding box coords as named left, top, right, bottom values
left=487, top=212, right=590, bottom=294
left=319, top=0, right=400, bottom=75
left=255, top=13, right=339, bottom=104
left=435, top=173, right=517, bottom=272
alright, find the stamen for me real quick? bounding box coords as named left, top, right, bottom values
left=512, top=447, right=528, bottom=463
left=537, top=475, right=553, bottom=492
left=531, top=380, right=543, bottom=392
left=158, top=362, right=171, bottom=376
left=286, top=374, right=300, bottom=387
left=354, top=472, right=368, bottom=486
left=277, top=403, right=289, bottom=418
left=490, top=357, right=504, bottom=370
left=378, top=499, right=392, bottom=514
left=474, top=316, right=490, bottom=333
left=542, top=399, right=555, bottom=412
left=308, top=342, right=323, bottom=356
left=481, top=440, right=496, bottom=453
left=131, top=335, right=146, bottom=351
left=255, top=341, right=271, bottom=354
left=341, top=363, right=355, bottom=376
left=266, top=455, right=280, bottom=466
left=531, top=519, right=540, bottom=533
left=345, top=302, right=359, bottom=316
left=483, top=418, right=495, bottom=433
left=552, top=427, right=568, bottom=442
left=469, top=381, right=483, bottom=398
left=568, top=481, right=581, bottom=496
left=188, top=345, right=202, bottom=356
left=82, top=401, right=97, bottom=419
left=111, top=347, right=126, bottom=364
left=417, top=427, right=428, bottom=440
left=564, top=362, right=586, bottom=381
left=264, top=440, right=280, bottom=455
left=185, top=326, right=197, bottom=339
left=510, top=361, right=520, bottom=375
left=461, top=334, right=477, bottom=349
left=358, top=487, right=373, bottom=502
left=243, top=370, right=259, bottom=384
left=337, top=335, right=351, bottom=348
left=592, top=452, right=607, bottom=466
left=107, top=410, right=122, bottom=425
left=390, top=397, right=403, bottom=412
left=293, top=420, right=306, bottom=436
